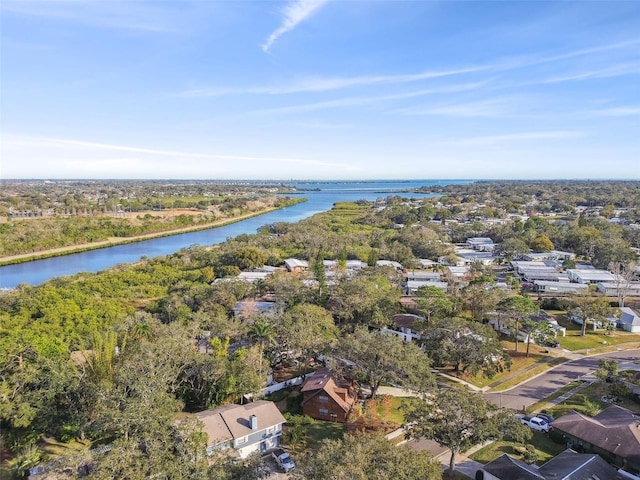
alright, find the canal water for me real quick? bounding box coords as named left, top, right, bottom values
left=0, top=180, right=468, bottom=288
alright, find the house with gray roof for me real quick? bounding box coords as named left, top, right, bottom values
left=478, top=449, right=626, bottom=480
left=618, top=307, right=640, bottom=333
left=551, top=405, right=640, bottom=473
left=195, top=400, right=286, bottom=458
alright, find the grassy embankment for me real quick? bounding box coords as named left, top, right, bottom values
left=0, top=199, right=305, bottom=267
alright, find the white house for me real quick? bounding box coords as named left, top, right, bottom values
left=597, top=282, right=640, bottom=297
left=533, top=281, right=588, bottom=295
left=195, top=400, right=286, bottom=458
left=466, top=237, right=496, bottom=251
left=406, top=280, right=448, bottom=294
left=566, top=269, right=617, bottom=284
left=284, top=258, right=308, bottom=272
left=618, top=307, right=640, bottom=333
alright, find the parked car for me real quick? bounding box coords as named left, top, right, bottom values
left=536, top=413, right=555, bottom=424
left=272, top=448, right=296, bottom=472
left=521, top=415, right=552, bottom=433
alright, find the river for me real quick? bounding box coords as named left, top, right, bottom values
left=0, top=180, right=468, bottom=288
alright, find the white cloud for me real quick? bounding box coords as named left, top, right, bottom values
left=2, top=135, right=359, bottom=176
left=587, top=106, right=640, bottom=116
left=436, top=131, right=585, bottom=147
left=247, top=81, right=489, bottom=115
left=180, top=66, right=486, bottom=97
left=261, top=0, right=329, bottom=53
left=0, top=0, right=181, bottom=32
left=544, top=63, right=640, bottom=83
left=393, top=97, right=516, bottom=118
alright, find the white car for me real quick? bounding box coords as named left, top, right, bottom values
left=272, top=448, right=296, bottom=472
left=521, top=415, right=552, bottom=433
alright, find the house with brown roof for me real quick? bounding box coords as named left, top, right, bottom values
left=195, top=400, right=286, bottom=458
left=300, top=368, right=358, bottom=423
left=551, top=405, right=640, bottom=474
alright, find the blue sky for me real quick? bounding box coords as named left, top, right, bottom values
left=1, top=0, right=639, bottom=180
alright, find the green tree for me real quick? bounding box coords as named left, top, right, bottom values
left=279, top=304, right=339, bottom=373
left=462, top=281, right=502, bottom=322
left=522, top=318, right=554, bottom=358
left=328, top=274, right=401, bottom=328
left=498, top=237, right=530, bottom=259
left=333, top=327, right=434, bottom=398
left=248, top=319, right=277, bottom=370
left=570, top=293, right=611, bottom=337
left=420, top=317, right=511, bottom=377
left=595, top=358, right=618, bottom=382
left=414, top=285, right=454, bottom=325
left=530, top=234, right=554, bottom=252
left=404, top=388, right=517, bottom=477
left=293, top=432, right=442, bottom=480
left=496, top=296, right=539, bottom=353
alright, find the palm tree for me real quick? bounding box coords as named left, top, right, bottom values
left=248, top=319, right=276, bottom=369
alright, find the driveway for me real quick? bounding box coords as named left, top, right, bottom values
left=263, top=453, right=291, bottom=479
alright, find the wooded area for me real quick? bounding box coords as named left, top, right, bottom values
left=1, top=180, right=639, bottom=479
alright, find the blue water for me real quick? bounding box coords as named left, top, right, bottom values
left=0, top=180, right=468, bottom=288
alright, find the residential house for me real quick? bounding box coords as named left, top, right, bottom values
left=406, top=271, right=442, bottom=282
left=522, top=250, right=576, bottom=262
left=551, top=405, right=640, bottom=474
left=533, top=281, right=588, bottom=295
left=300, top=368, right=358, bottom=423
left=376, top=260, right=403, bottom=271
left=566, top=269, right=618, bottom=284
left=233, top=300, right=279, bottom=319
left=446, top=265, right=471, bottom=280
left=521, top=269, right=568, bottom=283
left=478, top=449, right=627, bottom=480
left=382, top=313, right=424, bottom=342
left=455, top=249, right=496, bottom=265
left=195, top=400, right=286, bottom=458
left=284, top=258, right=308, bottom=273
left=511, top=260, right=562, bottom=274
left=417, top=258, right=439, bottom=268
left=466, top=237, right=496, bottom=252
left=597, top=282, right=640, bottom=298
left=406, top=280, right=448, bottom=294
left=618, top=307, right=640, bottom=333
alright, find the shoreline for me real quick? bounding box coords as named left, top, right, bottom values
left=0, top=203, right=301, bottom=267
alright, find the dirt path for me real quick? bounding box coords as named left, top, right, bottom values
left=0, top=208, right=277, bottom=265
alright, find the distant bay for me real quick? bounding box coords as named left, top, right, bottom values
left=0, top=180, right=469, bottom=288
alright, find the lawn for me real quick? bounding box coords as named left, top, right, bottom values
left=554, top=315, right=640, bottom=351
left=456, top=340, right=559, bottom=389
left=375, top=396, right=415, bottom=425
left=546, top=382, right=640, bottom=418
left=302, top=421, right=346, bottom=449
left=471, top=433, right=565, bottom=465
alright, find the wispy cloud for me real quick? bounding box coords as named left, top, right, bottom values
left=436, top=131, right=585, bottom=147
left=5, top=135, right=356, bottom=170
left=496, top=38, right=640, bottom=72
left=544, top=63, right=640, bottom=83
left=245, top=81, right=490, bottom=115
left=0, top=0, right=181, bottom=33
left=586, top=106, right=640, bottom=116
left=261, top=0, right=329, bottom=53
left=181, top=66, right=486, bottom=97
left=393, top=97, right=516, bottom=118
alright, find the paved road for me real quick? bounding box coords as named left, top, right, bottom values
left=483, top=349, right=640, bottom=410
